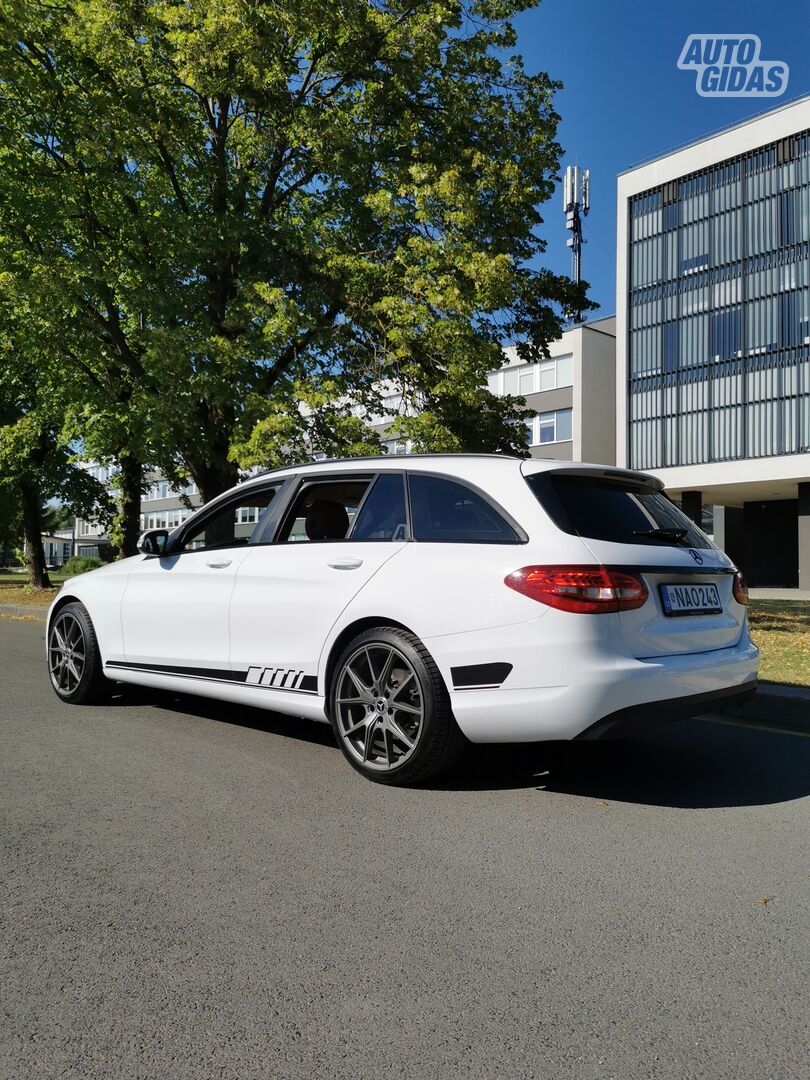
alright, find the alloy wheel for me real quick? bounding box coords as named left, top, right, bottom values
left=334, top=643, right=424, bottom=772
left=48, top=611, right=87, bottom=695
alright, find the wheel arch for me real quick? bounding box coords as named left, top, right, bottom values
left=47, top=592, right=83, bottom=631
left=322, top=616, right=418, bottom=714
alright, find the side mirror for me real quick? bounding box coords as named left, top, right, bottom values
left=138, top=529, right=170, bottom=556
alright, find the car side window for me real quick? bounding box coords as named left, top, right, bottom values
left=180, top=487, right=278, bottom=552
left=277, top=480, right=370, bottom=543
left=350, top=474, right=408, bottom=541
left=408, top=474, right=519, bottom=543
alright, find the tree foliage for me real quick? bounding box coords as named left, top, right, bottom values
left=0, top=279, right=112, bottom=584
left=1, top=0, right=591, bottom=531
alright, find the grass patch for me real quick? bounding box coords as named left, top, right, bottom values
left=749, top=600, right=810, bottom=688
left=0, top=573, right=68, bottom=588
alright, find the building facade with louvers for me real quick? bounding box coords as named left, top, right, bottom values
left=616, top=96, right=810, bottom=589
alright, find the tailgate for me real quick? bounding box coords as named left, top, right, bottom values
left=523, top=467, right=746, bottom=659
left=578, top=540, right=743, bottom=657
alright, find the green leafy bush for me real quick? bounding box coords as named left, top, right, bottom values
left=63, top=556, right=103, bottom=577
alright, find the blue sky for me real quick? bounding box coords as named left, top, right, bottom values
left=512, top=0, right=810, bottom=316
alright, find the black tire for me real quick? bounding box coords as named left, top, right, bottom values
left=328, top=626, right=467, bottom=785
left=47, top=601, right=111, bottom=705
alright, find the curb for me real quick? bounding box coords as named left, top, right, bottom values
left=0, top=603, right=47, bottom=621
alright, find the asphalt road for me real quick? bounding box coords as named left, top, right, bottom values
left=2, top=619, right=809, bottom=1080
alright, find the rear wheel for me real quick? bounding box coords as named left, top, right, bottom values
left=329, top=627, right=466, bottom=785
left=48, top=602, right=110, bottom=705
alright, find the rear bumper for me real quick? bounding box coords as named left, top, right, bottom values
left=430, top=619, right=760, bottom=743
left=575, top=680, right=758, bottom=741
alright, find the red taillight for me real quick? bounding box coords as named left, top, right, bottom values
left=732, top=571, right=749, bottom=606
left=504, top=565, right=648, bottom=614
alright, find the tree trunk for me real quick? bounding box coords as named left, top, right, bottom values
left=20, top=482, right=51, bottom=589
left=117, top=454, right=143, bottom=558
left=185, top=402, right=239, bottom=504
left=193, top=458, right=241, bottom=505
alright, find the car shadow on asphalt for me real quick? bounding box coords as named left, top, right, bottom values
left=107, top=684, right=339, bottom=750
left=108, top=686, right=810, bottom=809
left=446, top=718, right=810, bottom=809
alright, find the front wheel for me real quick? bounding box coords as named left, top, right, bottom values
left=329, top=627, right=466, bottom=785
left=47, top=602, right=110, bottom=705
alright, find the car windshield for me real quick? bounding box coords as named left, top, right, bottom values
left=525, top=473, right=712, bottom=549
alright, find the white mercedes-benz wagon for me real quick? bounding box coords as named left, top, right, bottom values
left=47, top=455, right=759, bottom=783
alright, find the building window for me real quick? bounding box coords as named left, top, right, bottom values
left=627, top=126, right=810, bottom=469
left=382, top=438, right=411, bottom=455
left=526, top=408, right=573, bottom=446
left=141, top=477, right=200, bottom=502
left=488, top=354, right=573, bottom=396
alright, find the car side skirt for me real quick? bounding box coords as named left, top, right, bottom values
left=104, top=663, right=329, bottom=723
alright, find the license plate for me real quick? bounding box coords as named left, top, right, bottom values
left=659, top=582, right=722, bottom=617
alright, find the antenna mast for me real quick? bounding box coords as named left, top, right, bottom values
left=563, top=165, right=590, bottom=323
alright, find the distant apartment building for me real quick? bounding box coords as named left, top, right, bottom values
left=617, top=95, right=810, bottom=587
left=487, top=316, right=616, bottom=464
left=73, top=466, right=201, bottom=559
left=352, top=317, right=616, bottom=464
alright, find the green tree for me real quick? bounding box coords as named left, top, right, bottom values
left=1, top=0, right=591, bottom=526
left=0, top=293, right=112, bottom=587
left=0, top=485, right=23, bottom=568
left=0, top=407, right=111, bottom=588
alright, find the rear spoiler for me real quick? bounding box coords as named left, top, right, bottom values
left=520, top=463, right=665, bottom=493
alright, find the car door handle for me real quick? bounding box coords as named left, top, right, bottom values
left=206, top=559, right=232, bottom=569
left=328, top=557, right=364, bottom=570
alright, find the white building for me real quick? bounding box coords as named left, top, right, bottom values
left=616, top=95, right=810, bottom=588
left=487, top=316, right=616, bottom=464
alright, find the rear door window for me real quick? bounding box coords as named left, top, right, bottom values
left=350, top=473, right=408, bottom=541
left=526, top=473, right=711, bottom=549
left=408, top=474, right=520, bottom=543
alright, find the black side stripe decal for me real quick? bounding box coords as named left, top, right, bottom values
left=105, top=660, right=318, bottom=695
left=107, top=660, right=245, bottom=681
left=451, top=662, right=513, bottom=690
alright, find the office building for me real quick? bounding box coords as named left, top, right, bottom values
left=617, top=96, right=810, bottom=586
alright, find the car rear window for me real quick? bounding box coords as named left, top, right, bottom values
left=525, top=473, right=712, bottom=549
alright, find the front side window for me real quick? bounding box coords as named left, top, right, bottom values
left=409, top=474, right=519, bottom=544
left=277, top=480, right=370, bottom=543
left=180, top=487, right=278, bottom=552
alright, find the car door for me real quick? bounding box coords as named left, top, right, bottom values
left=228, top=471, right=409, bottom=695
left=119, top=482, right=280, bottom=672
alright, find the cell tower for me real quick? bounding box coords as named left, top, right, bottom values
left=563, top=165, right=590, bottom=322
